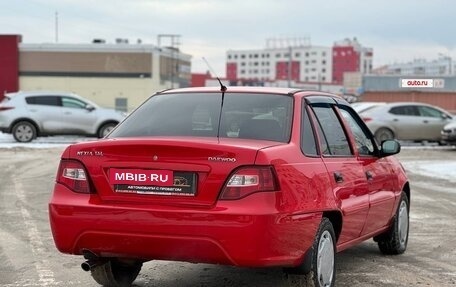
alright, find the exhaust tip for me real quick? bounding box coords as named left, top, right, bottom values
left=81, top=261, right=92, bottom=272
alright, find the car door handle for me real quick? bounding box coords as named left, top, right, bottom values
left=423, top=120, right=429, bottom=124
left=393, top=118, right=399, bottom=122
left=366, top=171, right=373, bottom=181
left=334, top=172, right=344, bottom=183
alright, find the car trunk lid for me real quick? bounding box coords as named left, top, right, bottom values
left=66, top=137, right=282, bottom=207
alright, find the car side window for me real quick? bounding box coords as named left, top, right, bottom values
left=311, top=105, right=352, bottom=156
left=389, top=106, right=419, bottom=116
left=26, top=96, right=61, bottom=106
left=417, top=106, right=444, bottom=118
left=62, top=97, right=88, bottom=109
left=301, top=105, right=318, bottom=156
left=339, top=107, right=376, bottom=156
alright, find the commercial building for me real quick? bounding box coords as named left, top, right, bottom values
left=225, top=37, right=373, bottom=86
left=377, top=57, right=455, bottom=76
left=0, top=35, right=192, bottom=111
left=361, top=75, right=456, bottom=113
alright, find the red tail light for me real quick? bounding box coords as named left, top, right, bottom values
left=0, top=106, right=14, bottom=112
left=220, top=166, right=278, bottom=200
left=362, top=117, right=372, bottom=122
left=56, top=160, right=92, bottom=193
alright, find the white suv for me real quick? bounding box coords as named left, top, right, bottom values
left=0, top=91, right=125, bottom=142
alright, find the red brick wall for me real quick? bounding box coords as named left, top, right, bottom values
left=0, top=35, right=21, bottom=101
left=275, top=61, right=300, bottom=81
left=332, top=46, right=359, bottom=84
left=226, top=63, right=237, bottom=81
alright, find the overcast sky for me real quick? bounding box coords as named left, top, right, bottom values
left=1, top=0, right=455, bottom=76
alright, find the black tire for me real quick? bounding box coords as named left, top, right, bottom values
left=98, top=122, right=117, bottom=138
left=374, top=127, right=394, bottom=144
left=375, top=192, right=409, bottom=255
left=12, top=121, right=37, bottom=143
left=90, top=259, right=142, bottom=287
left=284, top=217, right=336, bottom=287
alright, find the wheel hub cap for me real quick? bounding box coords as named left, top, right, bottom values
left=398, top=201, right=408, bottom=246
left=317, top=230, right=334, bottom=287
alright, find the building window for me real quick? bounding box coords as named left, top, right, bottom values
left=241, top=62, right=246, bottom=66
left=305, top=61, right=309, bottom=65
left=240, top=70, right=245, bottom=74
left=276, top=53, right=281, bottom=58
left=295, top=52, right=301, bottom=57
left=254, top=54, right=259, bottom=58
left=234, top=55, right=238, bottom=59
left=254, top=62, right=259, bottom=66
left=305, top=52, right=309, bottom=57
left=322, top=68, right=326, bottom=73
left=322, top=60, right=326, bottom=65
left=228, top=55, right=232, bottom=60
left=311, top=76, right=316, bottom=80
left=241, top=54, right=246, bottom=59
left=311, top=60, right=316, bottom=64
left=322, top=51, right=326, bottom=56
left=322, top=76, right=326, bottom=81
left=311, top=68, right=316, bottom=72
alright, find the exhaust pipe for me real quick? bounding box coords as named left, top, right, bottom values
left=81, top=249, right=106, bottom=272
left=81, top=260, right=99, bottom=272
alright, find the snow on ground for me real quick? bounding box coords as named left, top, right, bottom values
left=0, top=132, right=96, bottom=149
left=402, top=160, right=456, bottom=184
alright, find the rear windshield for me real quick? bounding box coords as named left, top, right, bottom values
left=109, top=92, right=293, bottom=142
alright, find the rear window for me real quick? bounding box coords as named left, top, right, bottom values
left=109, top=92, right=293, bottom=142
left=26, top=96, right=61, bottom=106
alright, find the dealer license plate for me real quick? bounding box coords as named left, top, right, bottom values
left=109, top=168, right=196, bottom=196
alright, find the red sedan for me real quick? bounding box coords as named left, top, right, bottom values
left=49, top=86, right=410, bottom=287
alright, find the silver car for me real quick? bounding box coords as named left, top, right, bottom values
left=360, top=102, right=454, bottom=144
left=0, top=91, right=125, bottom=142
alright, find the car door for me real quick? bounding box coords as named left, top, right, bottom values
left=25, top=95, right=63, bottom=133
left=387, top=105, right=421, bottom=140
left=307, top=100, right=370, bottom=244
left=338, top=105, right=397, bottom=235
left=416, top=105, right=453, bottom=141
left=60, top=96, right=97, bottom=134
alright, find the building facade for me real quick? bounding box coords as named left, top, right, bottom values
left=378, top=57, right=455, bottom=76
left=225, top=37, right=372, bottom=86
left=0, top=35, right=192, bottom=111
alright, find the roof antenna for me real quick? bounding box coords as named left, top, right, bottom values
left=202, top=57, right=227, bottom=92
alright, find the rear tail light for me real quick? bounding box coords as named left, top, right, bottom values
left=0, top=106, right=14, bottom=112
left=56, top=160, right=92, bottom=193
left=220, top=166, right=278, bottom=200
left=362, top=117, right=372, bottom=122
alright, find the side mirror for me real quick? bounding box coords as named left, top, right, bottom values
left=380, top=140, right=401, bottom=157
left=85, top=104, right=95, bottom=112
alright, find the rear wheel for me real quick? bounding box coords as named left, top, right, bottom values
left=90, top=259, right=142, bottom=287
left=98, top=122, right=117, bottom=138
left=374, top=128, right=394, bottom=144
left=12, top=121, right=36, bottom=143
left=375, top=192, right=409, bottom=255
left=284, top=217, right=336, bottom=287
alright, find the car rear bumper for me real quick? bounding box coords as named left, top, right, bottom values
left=49, top=183, right=321, bottom=267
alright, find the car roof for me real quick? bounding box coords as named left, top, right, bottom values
left=6, top=90, right=77, bottom=98
left=158, top=86, right=346, bottom=102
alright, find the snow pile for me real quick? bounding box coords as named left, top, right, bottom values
left=402, top=160, right=456, bottom=184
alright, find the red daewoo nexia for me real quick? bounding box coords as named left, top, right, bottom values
left=49, top=86, right=410, bottom=287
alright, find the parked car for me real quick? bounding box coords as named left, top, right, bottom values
left=49, top=86, right=410, bottom=287
left=0, top=91, right=125, bottom=142
left=360, top=102, right=454, bottom=144
left=441, top=121, right=456, bottom=145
